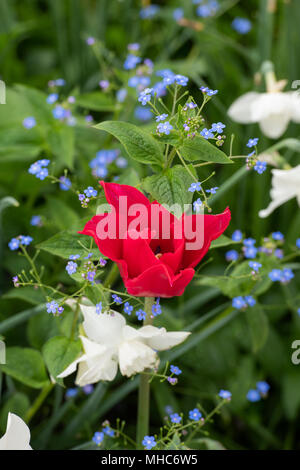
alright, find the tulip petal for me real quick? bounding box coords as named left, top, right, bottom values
left=122, top=231, right=160, bottom=279
left=125, top=262, right=195, bottom=297
left=159, top=237, right=185, bottom=273
left=181, top=208, right=231, bottom=269
left=0, top=413, right=32, bottom=450
left=100, top=180, right=150, bottom=211
left=79, top=213, right=122, bottom=260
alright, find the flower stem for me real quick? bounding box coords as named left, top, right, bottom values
left=25, top=383, right=54, bottom=423
left=136, top=296, right=154, bottom=449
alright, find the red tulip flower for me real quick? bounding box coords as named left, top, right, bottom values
left=79, top=181, right=231, bottom=298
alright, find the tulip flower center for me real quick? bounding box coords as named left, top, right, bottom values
left=150, top=238, right=173, bottom=256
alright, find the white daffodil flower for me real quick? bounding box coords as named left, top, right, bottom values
left=58, top=305, right=190, bottom=386
left=228, top=91, right=300, bottom=139
left=228, top=64, right=300, bottom=138
left=0, top=413, right=32, bottom=450
left=259, top=165, right=300, bottom=218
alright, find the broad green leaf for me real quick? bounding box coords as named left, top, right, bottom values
left=0, top=145, right=41, bottom=163
left=179, top=136, right=233, bottom=164
left=197, top=258, right=278, bottom=298
left=14, top=84, right=54, bottom=123
left=46, top=197, right=79, bottom=231
left=27, top=312, right=61, bottom=349
left=193, top=438, right=226, bottom=450
left=95, top=121, right=164, bottom=168
left=1, top=347, right=49, bottom=389
left=142, top=164, right=196, bottom=213
left=48, top=124, right=75, bottom=169
left=0, top=393, right=30, bottom=433
left=197, top=275, right=234, bottom=296
left=282, top=372, right=300, bottom=420
left=153, top=132, right=182, bottom=146
left=75, top=92, right=117, bottom=112
left=43, top=336, right=81, bottom=384
left=197, top=261, right=255, bottom=297
left=246, top=304, right=269, bottom=352
left=3, top=286, right=44, bottom=305
left=38, top=230, right=101, bottom=260
left=210, top=234, right=240, bottom=249
left=115, top=168, right=140, bottom=187
left=0, top=86, right=52, bottom=127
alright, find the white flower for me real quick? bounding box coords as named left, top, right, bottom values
left=58, top=305, right=190, bottom=386
left=259, top=165, right=300, bottom=218
left=0, top=413, right=32, bottom=450
left=228, top=91, right=300, bottom=139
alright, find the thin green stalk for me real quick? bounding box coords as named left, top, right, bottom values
left=70, top=301, right=81, bottom=339
left=19, top=245, right=47, bottom=297
left=176, top=149, right=210, bottom=209
left=136, top=297, right=155, bottom=449
left=25, top=383, right=54, bottom=423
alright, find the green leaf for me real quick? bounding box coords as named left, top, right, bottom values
left=115, top=168, right=140, bottom=187
left=282, top=372, right=300, bottom=420
left=0, top=145, right=41, bottom=163
left=153, top=132, right=182, bottom=146
left=0, top=347, right=49, bottom=389
left=0, top=393, right=30, bottom=433
left=179, top=136, right=233, bottom=163
left=194, top=438, right=226, bottom=450
left=43, top=336, right=81, bottom=384
left=3, top=286, right=45, bottom=305
left=95, top=121, right=164, bottom=168
left=75, top=92, right=117, bottom=112
left=0, top=86, right=53, bottom=127
left=48, top=124, right=75, bottom=169
left=163, top=432, right=183, bottom=450
left=14, top=85, right=54, bottom=123
left=197, top=261, right=261, bottom=297
left=246, top=304, right=269, bottom=352
left=46, top=197, right=79, bottom=231
left=38, top=230, right=101, bottom=260
left=27, top=312, right=60, bottom=349
left=142, top=164, right=196, bottom=213
left=210, top=235, right=240, bottom=249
